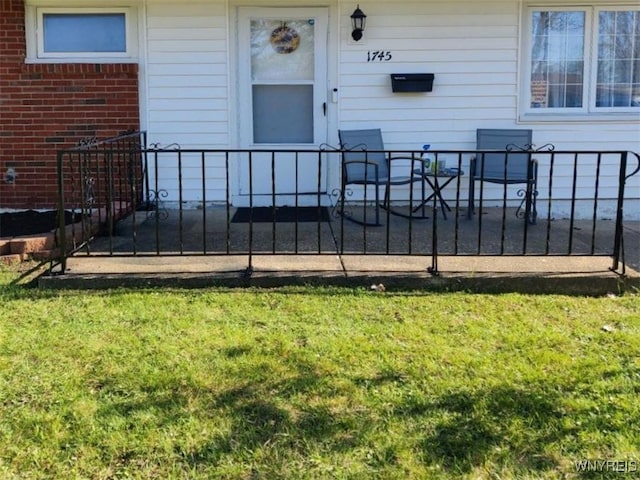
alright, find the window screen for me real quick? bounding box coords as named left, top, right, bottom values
left=252, top=85, right=314, bottom=144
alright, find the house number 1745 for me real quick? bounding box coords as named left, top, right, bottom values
left=367, top=51, right=392, bottom=62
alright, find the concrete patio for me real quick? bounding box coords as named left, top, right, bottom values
left=38, top=205, right=640, bottom=294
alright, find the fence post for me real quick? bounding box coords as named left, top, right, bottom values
left=56, top=150, right=67, bottom=274
left=428, top=183, right=439, bottom=276
left=611, top=151, right=628, bottom=274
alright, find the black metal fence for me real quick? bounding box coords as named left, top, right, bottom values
left=55, top=133, right=640, bottom=277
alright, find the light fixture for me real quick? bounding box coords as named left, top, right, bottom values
left=350, top=5, right=366, bottom=41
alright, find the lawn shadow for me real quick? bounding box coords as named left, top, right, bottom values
left=401, top=384, right=576, bottom=475
left=76, top=349, right=616, bottom=477
left=87, top=353, right=368, bottom=473
left=180, top=352, right=378, bottom=472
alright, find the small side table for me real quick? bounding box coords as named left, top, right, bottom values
left=413, top=167, right=464, bottom=220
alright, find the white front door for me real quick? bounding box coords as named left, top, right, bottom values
left=237, top=7, right=329, bottom=206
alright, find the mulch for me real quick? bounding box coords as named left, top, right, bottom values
left=0, top=210, right=83, bottom=238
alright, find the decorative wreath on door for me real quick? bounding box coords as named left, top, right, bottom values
left=270, top=23, right=300, bottom=54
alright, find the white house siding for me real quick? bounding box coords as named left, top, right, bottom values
left=144, top=1, right=230, bottom=204
left=339, top=0, right=521, bottom=149
left=337, top=0, right=639, bottom=218
left=139, top=0, right=640, bottom=216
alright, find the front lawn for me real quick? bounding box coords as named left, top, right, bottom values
left=0, top=266, right=638, bottom=479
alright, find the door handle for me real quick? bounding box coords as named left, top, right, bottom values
left=322, top=102, right=327, bottom=116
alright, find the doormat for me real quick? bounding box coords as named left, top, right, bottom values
left=231, top=207, right=330, bottom=223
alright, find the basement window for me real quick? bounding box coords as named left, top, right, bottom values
left=26, top=7, right=138, bottom=63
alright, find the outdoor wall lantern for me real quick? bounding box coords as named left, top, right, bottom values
left=350, top=5, right=366, bottom=41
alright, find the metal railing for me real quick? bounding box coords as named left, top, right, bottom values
left=55, top=133, right=640, bottom=277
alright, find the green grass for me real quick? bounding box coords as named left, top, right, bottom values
left=0, top=265, right=639, bottom=479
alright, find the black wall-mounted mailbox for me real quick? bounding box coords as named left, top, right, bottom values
left=390, top=73, right=435, bottom=92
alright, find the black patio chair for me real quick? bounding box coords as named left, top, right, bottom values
left=467, top=128, right=538, bottom=224
left=338, top=129, right=425, bottom=226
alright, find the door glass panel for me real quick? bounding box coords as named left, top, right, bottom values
left=253, top=85, right=313, bottom=143
left=250, top=18, right=315, bottom=143
left=250, top=19, right=315, bottom=81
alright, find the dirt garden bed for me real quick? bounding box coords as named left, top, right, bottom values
left=0, top=210, right=82, bottom=238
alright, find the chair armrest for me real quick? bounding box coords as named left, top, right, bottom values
left=343, top=159, right=379, bottom=168
left=388, top=155, right=428, bottom=173
left=344, top=159, right=377, bottom=164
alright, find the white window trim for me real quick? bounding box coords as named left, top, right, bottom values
left=25, top=5, right=138, bottom=63
left=520, top=4, right=640, bottom=122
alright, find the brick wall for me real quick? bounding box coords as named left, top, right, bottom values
left=0, top=0, right=140, bottom=209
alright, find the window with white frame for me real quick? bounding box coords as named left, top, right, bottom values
left=524, top=6, right=639, bottom=115
left=25, top=6, right=138, bottom=62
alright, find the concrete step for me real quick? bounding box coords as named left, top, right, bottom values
left=38, top=255, right=640, bottom=295
left=0, top=233, right=53, bottom=263
left=9, top=233, right=55, bottom=254
left=0, top=204, right=131, bottom=265
left=0, top=239, right=10, bottom=255
left=0, top=253, right=24, bottom=265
